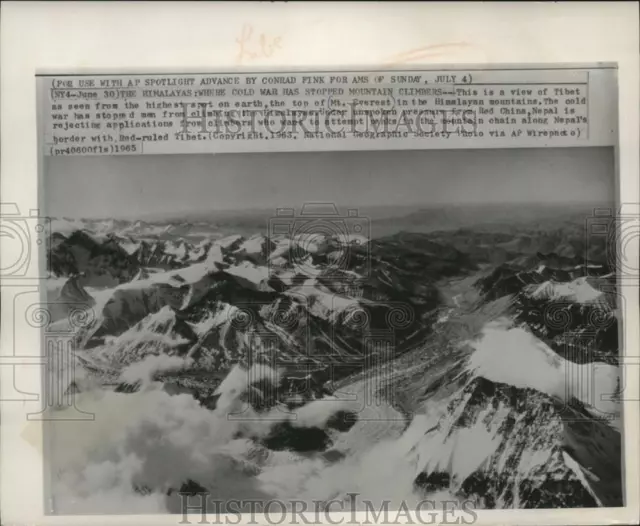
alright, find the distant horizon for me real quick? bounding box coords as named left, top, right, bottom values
left=46, top=148, right=616, bottom=219
left=53, top=199, right=615, bottom=222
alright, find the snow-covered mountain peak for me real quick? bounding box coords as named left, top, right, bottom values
left=528, top=277, right=604, bottom=304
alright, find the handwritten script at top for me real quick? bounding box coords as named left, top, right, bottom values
left=236, top=24, right=282, bottom=64
left=381, top=42, right=472, bottom=67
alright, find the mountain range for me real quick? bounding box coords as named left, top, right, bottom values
left=44, top=203, right=622, bottom=514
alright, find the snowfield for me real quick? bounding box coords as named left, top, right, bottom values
left=466, top=320, right=620, bottom=427
left=528, top=277, right=604, bottom=304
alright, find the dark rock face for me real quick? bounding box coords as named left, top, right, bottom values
left=513, top=294, right=619, bottom=364
left=414, top=471, right=450, bottom=493
left=408, top=364, right=622, bottom=509
left=325, top=410, right=358, bottom=432
left=472, top=248, right=619, bottom=365
left=261, top=423, right=332, bottom=452
left=176, top=479, right=208, bottom=497
left=255, top=410, right=358, bottom=453
left=49, top=230, right=140, bottom=283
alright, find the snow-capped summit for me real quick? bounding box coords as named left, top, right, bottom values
left=292, top=232, right=332, bottom=254
left=466, top=320, right=620, bottom=423
left=233, top=234, right=276, bottom=265
left=527, top=276, right=605, bottom=304
left=50, top=218, right=87, bottom=236
left=285, top=278, right=361, bottom=322
left=164, top=240, right=188, bottom=260
left=226, top=261, right=274, bottom=292
left=118, top=238, right=142, bottom=256
left=214, top=234, right=244, bottom=251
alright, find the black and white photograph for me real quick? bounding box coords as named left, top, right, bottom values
left=42, top=147, right=623, bottom=515
left=1, top=4, right=638, bottom=526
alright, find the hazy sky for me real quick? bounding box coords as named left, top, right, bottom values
left=46, top=147, right=615, bottom=219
